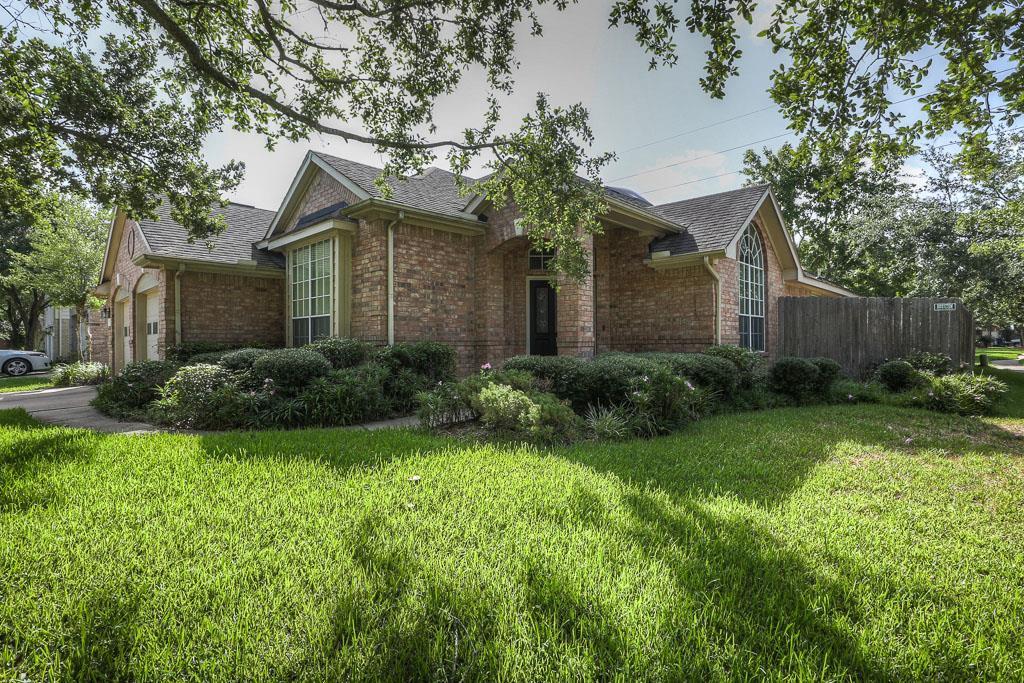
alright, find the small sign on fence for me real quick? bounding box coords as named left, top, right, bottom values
left=934, top=302, right=957, bottom=312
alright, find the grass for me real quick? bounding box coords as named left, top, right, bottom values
left=0, top=373, right=53, bottom=393
left=976, top=346, right=1023, bottom=363
left=2, top=372, right=1023, bottom=681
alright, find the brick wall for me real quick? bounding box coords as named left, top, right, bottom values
left=179, top=271, right=285, bottom=347
left=606, top=228, right=717, bottom=352
left=392, top=223, right=477, bottom=373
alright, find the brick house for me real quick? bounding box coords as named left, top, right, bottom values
left=93, top=151, right=852, bottom=374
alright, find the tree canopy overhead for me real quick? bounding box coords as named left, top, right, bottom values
left=3, top=0, right=1022, bottom=279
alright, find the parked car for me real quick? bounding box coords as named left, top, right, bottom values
left=0, top=349, right=51, bottom=376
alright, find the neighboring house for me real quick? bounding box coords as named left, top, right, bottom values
left=44, top=305, right=104, bottom=362
left=93, top=151, right=853, bottom=374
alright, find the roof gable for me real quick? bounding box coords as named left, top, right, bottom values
left=647, top=184, right=770, bottom=255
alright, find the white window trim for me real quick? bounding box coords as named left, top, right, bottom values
left=289, top=237, right=335, bottom=346
left=738, top=223, right=766, bottom=352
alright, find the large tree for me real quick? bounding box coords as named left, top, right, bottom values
left=3, top=0, right=1022, bottom=279
left=2, top=195, right=109, bottom=356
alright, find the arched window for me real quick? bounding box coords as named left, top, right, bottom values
left=738, top=223, right=766, bottom=351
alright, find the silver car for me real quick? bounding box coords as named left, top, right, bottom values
left=0, top=349, right=51, bottom=376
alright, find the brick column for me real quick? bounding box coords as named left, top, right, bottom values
left=557, top=233, right=596, bottom=358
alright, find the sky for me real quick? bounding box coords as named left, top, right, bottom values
left=201, top=1, right=939, bottom=211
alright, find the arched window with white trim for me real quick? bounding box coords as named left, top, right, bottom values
left=738, top=223, right=766, bottom=351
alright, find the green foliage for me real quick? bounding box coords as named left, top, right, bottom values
left=416, top=382, right=472, bottom=430
left=917, top=373, right=1009, bottom=416
left=188, top=350, right=234, bottom=365
left=703, top=345, right=765, bottom=387
left=503, top=356, right=588, bottom=405
left=51, top=361, right=108, bottom=387
left=152, top=364, right=240, bottom=429
left=808, top=358, right=842, bottom=393
left=635, top=352, right=738, bottom=399
left=165, top=341, right=268, bottom=363
left=297, top=365, right=391, bottom=427
left=623, top=368, right=707, bottom=438
left=251, top=348, right=331, bottom=393
left=93, top=360, right=180, bottom=416
left=219, top=348, right=272, bottom=372
left=902, top=351, right=952, bottom=376
left=828, top=379, right=883, bottom=405
left=876, top=360, right=922, bottom=393
left=769, top=357, right=821, bottom=401
left=477, top=384, right=541, bottom=432
left=376, top=341, right=457, bottom=384
left=583, top=404, right=631, bottom=441
left=304, top=338, right=376, bottom=370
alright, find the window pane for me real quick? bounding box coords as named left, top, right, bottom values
left=737, top=224, right=765, bottom=352
left=292, top=318, right=309, bottom=347
left=311, top=316, right=331, bottom=341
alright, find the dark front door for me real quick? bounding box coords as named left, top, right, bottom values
left=529, top=279, right=557, bottom=356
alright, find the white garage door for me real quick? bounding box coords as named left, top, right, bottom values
left=119, top=301, right=132, bottom=366
left=146, top=293, right=159, bottom=360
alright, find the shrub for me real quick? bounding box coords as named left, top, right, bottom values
left=585, top=354, right=664, bottom=408
left=918, top=373, right=1008, bottom=415
left=251, top=348, right=331, bottom=392
left=376, top=341, right=457, bottom=383
left=416, top=382, right=471, bottom=429
left=584, top=405, right=631, bottom=441
left=637, top=352, right=739, bottom=399
left=502, top=356, right=588, bottom=404
left=151, top=364, right=237, bottom=429
left=829, top=379, right=882, bottom=404
left=416, top=368, right=536, bottom=429
left=383, top=366, right=435, bottom=415
left=93, top=360, right=180, bottom=416
left=808, top=357, right=842, bottom=393
left=305, top=338, right=376, bottom=370
left=769, top=357, right=821, bottom=401
left=902, top=350, right=952, bottom=376
left=297, top=364, right=390, bottom=426
left=219, top=348, right=271, bottom=371
left=477, top=383, right=540, bottom=432
left=876, top=360, right=921, bottom=392
left=624, top=368, right=706, bottom=437
left=52, top=361, right=108, bottom=387
left=188, top=351, right=233, bottom=365
left=703, top=345, right=765, bottom=388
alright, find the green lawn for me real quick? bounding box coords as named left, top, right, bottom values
left=976, top=346, right=1023, bottom=362
left=0, top=373, right=53, bottom=393
left=2, top=371, right=1023, bottom=681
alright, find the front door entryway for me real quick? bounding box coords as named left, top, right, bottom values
left=529, top=279, right=557, bottom=356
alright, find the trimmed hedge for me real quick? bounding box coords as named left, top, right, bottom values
left=220, top=348, right=272, bottom=372
left=769, top=357, right=820, bottom=400
left=93, top=360, right=180, bottom=416
left=876, top=360, right=920, bottom=392
left=376, top=341, right=457, bottom=383
left=305, top=338, right=376, bottom=370
left=251, top=348, right=332, bottom=393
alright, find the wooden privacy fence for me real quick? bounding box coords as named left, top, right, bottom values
left=777, top=297, right=974, bottom=377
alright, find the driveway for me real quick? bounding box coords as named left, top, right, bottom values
left=0, top=385, right=156, bottom=433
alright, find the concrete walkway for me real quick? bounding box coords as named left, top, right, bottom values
left=0, top=385, right=156, bottom=433
left=0, top=385, right=421, bottom=433
left=991, top=359, right=1024, bottom=373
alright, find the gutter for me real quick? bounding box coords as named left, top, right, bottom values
left=386, top=211, right=405, bottom=346
left=703, top=256, right=721, bottom=345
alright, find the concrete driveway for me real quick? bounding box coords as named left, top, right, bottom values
left=0, top=385, right=156, bottom=433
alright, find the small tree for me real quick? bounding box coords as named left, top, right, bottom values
left=2, top=196, right=109, bottom=359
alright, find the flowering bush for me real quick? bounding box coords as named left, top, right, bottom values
left=917, top=373, right=1008, bottom=415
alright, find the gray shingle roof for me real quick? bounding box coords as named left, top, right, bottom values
left=313, top=152, right=477, bottom=219
left=136, top=200, right=282, bottom=268
left=647, top=184, right=770, bottom=255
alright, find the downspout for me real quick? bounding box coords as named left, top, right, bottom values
left=174, top=264, right=184, bottom=346
left=703, top=256, right=721, bottom=345
left=385, top=212, right=405, bottom=346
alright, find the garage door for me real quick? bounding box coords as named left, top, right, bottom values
left=146, top=293, right=159, bottom=360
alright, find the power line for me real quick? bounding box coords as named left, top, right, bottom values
left=636, top=122, right=1024, bottom=197
left=609, top=132, right=793, bottom=183
left=618, top=105, right=777, bottom=154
